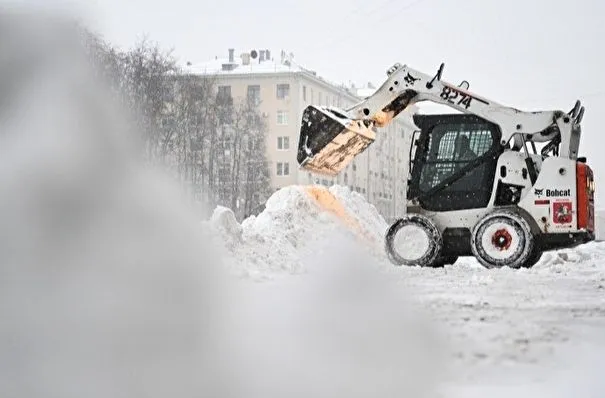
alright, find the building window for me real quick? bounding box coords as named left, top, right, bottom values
left=318, top=92, right=322, bottom=105
left=277, top=136, right=290, bottom=150
left=303, top=85, right=307, bottom=101
left=217, top=85, right=231, bottom=99
left=276, top=84, right=290, bottom=99
left=277, top=110, right=288, bottom=125
left=247, top=85, right=260, bottom=105
left=277, top=162, right=290, bottom=176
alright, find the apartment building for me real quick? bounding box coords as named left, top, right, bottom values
left=183, top=48, right=410, bottom=220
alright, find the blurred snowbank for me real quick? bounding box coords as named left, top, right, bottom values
left=0, top=13, right=440, bottom=398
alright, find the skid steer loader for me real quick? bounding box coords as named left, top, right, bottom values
left=296, top=62, right=595, bottom=269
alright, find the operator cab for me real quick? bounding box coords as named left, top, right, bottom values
left=408, top=113, right=503, bottom=212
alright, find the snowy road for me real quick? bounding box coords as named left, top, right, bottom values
left=393, top=248, right=605, bottom=397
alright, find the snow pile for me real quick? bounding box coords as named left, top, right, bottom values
left=205, top=183, right=605, bottom=282
left=0, top=18, right=233, bottom=398
left=204, top=185, right=391, bottom=279
left=327, top=184, right=390, bottom=246
left=531, top=241, right=605, bottom=279
left=208, top=206, right=243, bottom=250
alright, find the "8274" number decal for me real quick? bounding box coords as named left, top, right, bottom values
left=440, top=86, right=488, bottom=109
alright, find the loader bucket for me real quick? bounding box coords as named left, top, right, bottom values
left=297, top=105, right=376, bottom=176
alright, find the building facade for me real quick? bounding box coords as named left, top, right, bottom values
left=184, top=48, right=410, bottom=220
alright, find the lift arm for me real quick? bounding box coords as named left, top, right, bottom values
left=297, top=62, right=584, bottom=176
left=346, top=63, right=581, bottom=147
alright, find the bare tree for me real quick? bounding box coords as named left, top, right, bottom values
left=235, top=99, right=271, bottom=219
left=78, top=28, right=272, bottom=219
left=119, top=37, right=179, bottom=159
left=190, top=81, right=271, bottom=219
left=169, top=74, right=220, bottom=209
left=78, top=26, right=127, bottom=98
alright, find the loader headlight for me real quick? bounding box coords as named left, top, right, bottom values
left=586, top=177, right=595, bottom=195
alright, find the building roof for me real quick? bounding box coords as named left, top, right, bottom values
left=181, top=48, right=369, bottom=100
left=183, top=51, right=305, bottom=75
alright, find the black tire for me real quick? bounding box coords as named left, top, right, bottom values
left=440, top=256, right=459, bottom=266
left=428, top=255, right=458, bottom=268
left=522, top=245, right=543, bottom=269
left=385, top=214, right=443, bottom=267
left=471, top=210, right=536, bottom=269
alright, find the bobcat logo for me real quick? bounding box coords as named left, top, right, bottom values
left=535, top=188, right=571, bottom=197
left=404, top=73, right=420, bottom=86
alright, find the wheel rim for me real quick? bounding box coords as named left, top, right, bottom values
left=392, top=224, right=431, bottom=263
left=492, top=228, right=513, bottom=250
left=478, top=219, right=525, bottom=262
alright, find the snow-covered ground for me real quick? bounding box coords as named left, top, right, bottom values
left=206, top=184, right=605, bottom=397
left=2, top=23, right=602, bottom=395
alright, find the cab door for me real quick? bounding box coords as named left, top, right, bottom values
left=409, top=114, right=503, bottom=212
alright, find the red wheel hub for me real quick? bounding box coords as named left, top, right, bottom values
left=492, top=228, right=512, bottom=250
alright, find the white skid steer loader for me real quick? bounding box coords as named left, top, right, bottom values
left=296, top=62, right=595, bottom=269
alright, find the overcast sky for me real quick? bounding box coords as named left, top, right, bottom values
left=12, top=0, right=605, bottom=203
